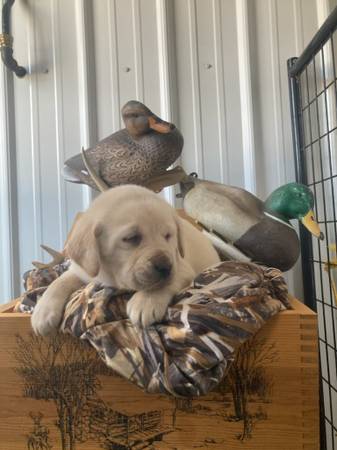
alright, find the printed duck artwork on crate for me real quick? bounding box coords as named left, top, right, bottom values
left=0, top=100, right=319, bottom=449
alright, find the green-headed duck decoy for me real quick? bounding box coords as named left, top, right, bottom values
left=180, top=176, right=323, bottom=271
left=63, top=100, right=184, bottom=190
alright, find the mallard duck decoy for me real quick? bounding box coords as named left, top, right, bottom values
left=180, top=176, right=323, bottom=271
left=62, top=100, right=184, bottom=190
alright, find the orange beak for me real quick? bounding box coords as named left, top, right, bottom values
left=148, top=115, right=174, bottom=134
left=301, top=210, right=324, bottom=240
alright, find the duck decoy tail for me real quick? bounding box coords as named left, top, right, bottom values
left=32, top=245, right=65, bottom=269
left=144, top=166, right=188, bottom=193
left=81, top=147, right=110, bottom=192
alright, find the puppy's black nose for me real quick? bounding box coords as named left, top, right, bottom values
left=153, top=256, right=172, bottom=278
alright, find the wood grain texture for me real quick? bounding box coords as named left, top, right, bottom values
left=0, top=298, right=319, bottom=449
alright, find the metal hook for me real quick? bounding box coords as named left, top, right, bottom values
left=1, top=0, right=26, bottom=77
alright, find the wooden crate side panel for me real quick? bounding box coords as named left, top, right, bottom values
left=300, top=313, right=320, bottom=450
left=256, top=309, right=319, bottom=450
left=0, top=306, right=319, bottom=450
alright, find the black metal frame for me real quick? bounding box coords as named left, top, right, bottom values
left=288, top=7, right=337, bottom=450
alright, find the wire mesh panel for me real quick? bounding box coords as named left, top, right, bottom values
left=288, top=8, right=337, bottom=450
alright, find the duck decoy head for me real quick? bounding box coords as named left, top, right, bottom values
left=122, top=100, right=175, bottom=137
left=177, top=172, right=200, bottom=198
left=265, top=182, right=324, bottom=240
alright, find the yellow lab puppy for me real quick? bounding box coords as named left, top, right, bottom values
left=31, top=185, right=220, bottom=335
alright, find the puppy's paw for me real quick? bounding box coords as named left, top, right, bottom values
left=31, top=296, right=64, bottom=336
left=127, top=291, right=171, bottom=328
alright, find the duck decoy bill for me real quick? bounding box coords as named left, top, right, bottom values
left=301, top=209, right=324, bottom=240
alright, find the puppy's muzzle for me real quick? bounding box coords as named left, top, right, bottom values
left=152, top=254, right=172, bottom=279
left=133, top=252, right=173, bottom=289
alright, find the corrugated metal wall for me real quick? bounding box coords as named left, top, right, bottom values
left=0, top=0, right=333, bottom=302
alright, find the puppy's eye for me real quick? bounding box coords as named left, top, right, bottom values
left=122, top=234, right=142, bottom=245
left=164, top=233, right=171, bottom=241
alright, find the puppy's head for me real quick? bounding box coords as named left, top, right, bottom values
left=65, top=186, right=184, bottom=291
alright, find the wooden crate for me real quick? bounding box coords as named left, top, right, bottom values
left=0, top=298, right=319, bottom=450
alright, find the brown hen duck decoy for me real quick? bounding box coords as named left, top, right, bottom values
left=63, top=100, right=184, bottom=190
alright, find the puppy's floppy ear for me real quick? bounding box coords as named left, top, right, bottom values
left=175, top=216, right=185, bottom=258
left=65, top=215, right=103, bottom=278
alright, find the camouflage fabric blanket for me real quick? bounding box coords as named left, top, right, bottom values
left=18, top=261, right=290, bottom=397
